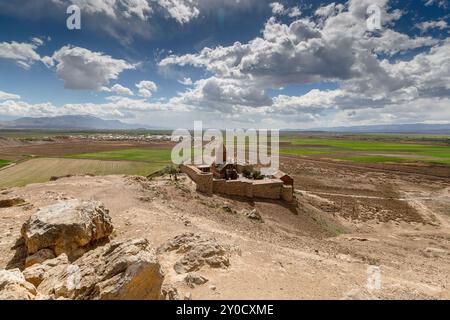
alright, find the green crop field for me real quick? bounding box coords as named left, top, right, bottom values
left=68, top=148, right=172, bottom=163
left=280, top=148, right=333, bottom=156
left=280, top=136, right=450, bottom=165
left=0, top=159, right=11, bottom=169
left=0, top=147, right=174, bottom=188
left=335, top=156, right=409, bottom=164
left=0, top=158, right=165, bottom=188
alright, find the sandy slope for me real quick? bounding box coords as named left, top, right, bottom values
left=1, top=172, right=449, bottom=300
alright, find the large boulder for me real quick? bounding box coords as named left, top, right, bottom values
left=36, top=239, right=164, bottom=300
left=0, top=269, right=37, bottom=300
left=21, top=200, right=114, bottom=260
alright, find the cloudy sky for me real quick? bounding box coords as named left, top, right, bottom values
left=0, top=0, right=449, bottom=129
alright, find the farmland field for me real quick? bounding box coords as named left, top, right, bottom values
left=0, top=158, right=165, bottom=188
left=280, top=136, right=450, bottom=165
left=1, top=131, right=449, bottom=188
left=0, top=159, right=11, bottom=169
left=0, top=135, right=174, bottom=187
left=68, top=148, right=172, bottom=162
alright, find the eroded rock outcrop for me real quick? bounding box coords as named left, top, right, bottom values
left=184, top=272, right=209, bottom=288
left=0, top=197, right=166, bottom=300
left=21, top=200, right=114, bottom=260
left=0, top=269, right=37, bottom=300
left=25, top=249, right=56, bottom=268
left=160, top=233, right=230, bottom=274
left=35, top=238, right=164, bottom=300
left=23, top=254, right=69, bottom=287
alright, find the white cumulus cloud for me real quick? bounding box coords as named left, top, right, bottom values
left=136, top=80, right=158, bottom=97
left=102, top=84, right=134, bottom=96
left=160, top=0, right=448, bottom=113
left=0, top=40, right=47, bottom=69
left=49, top=46, right=135, bottom=90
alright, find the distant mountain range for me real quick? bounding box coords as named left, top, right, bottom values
left=306, top=123, right=450, bottom=134
left=1, top=115, right=449, bottom=133
left=0, top=115, right=147, bottom=130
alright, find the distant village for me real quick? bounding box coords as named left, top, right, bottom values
left=58, top=134, right=175, bottom=142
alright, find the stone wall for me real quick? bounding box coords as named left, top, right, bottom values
left=252, top=180, right=283, bottom=200
left=213, top=179, right=288, bottom=200
left=180, top=165, right=213, bottom=194
left=181, top=165, right=294, bottom=202
left=281, top=185, right=294, bottom=202
left=213, top=180, right=253, bottom=198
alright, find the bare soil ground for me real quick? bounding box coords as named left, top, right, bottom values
left=281, top=156, right=449, bottom=226
left=1, top=155, right=450, bottom=299
left=282, top=154, right=450, bottom=179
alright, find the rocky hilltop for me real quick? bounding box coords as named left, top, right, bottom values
left=0, top=174, right=449, bottom=300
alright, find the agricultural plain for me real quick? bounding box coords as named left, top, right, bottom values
left=1, top=131, right=449, bottom=188
left=0, top=158, right=165, bottom=188
left=280, top=134, right=450, bottom=165
left=1, top=130, right=450, bottom=300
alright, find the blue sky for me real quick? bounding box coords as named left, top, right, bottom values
left=0, top=0, right=449, bottom=128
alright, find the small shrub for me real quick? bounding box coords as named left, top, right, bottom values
left=243, top=168, right=264, bottom=180
left=163, top=165, right=180, bottom=180
left=252, top=170, right=264, bottom=180
left=242, top=168, right=253, bottom=179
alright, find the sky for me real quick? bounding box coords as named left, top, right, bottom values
left=0, top=0, right=449, bottom=129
